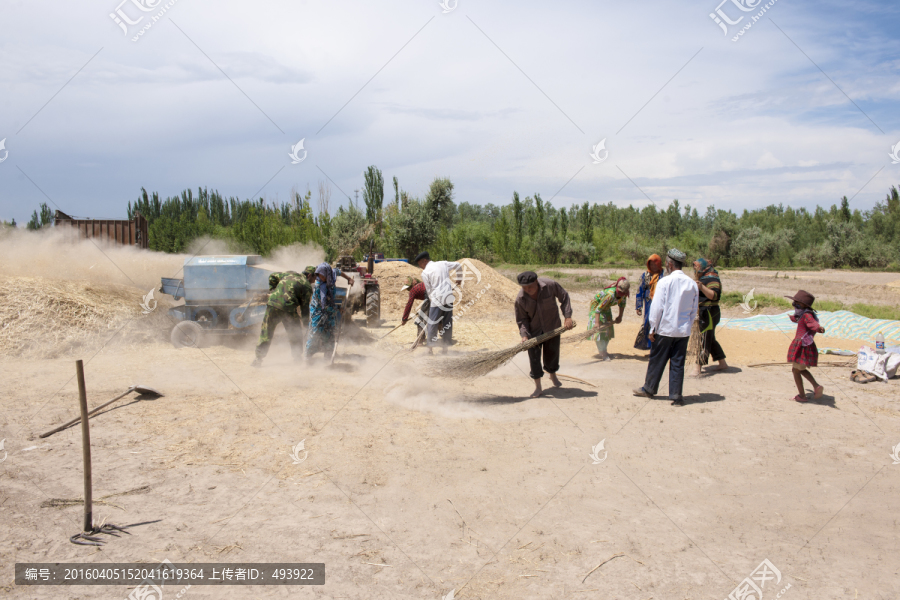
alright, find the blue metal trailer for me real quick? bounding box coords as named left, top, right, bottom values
left=160, top=255, right=278, bottom=347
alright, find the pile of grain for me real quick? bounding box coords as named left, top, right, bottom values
left=374, top=258, right=521, bottom=321
left=0, top=275, right=169, bottom=359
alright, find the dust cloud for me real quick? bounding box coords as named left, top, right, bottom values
left=0, top=228, right=325, bottom=291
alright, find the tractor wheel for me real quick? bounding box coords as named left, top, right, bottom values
left=366, top=286, right=381, bottom=328
left=171, top=321, right=205, bottom=348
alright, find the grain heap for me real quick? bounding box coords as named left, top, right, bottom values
left=374, top=258, right=522, bottom=321
left=0, top=275, right=169, bottom=358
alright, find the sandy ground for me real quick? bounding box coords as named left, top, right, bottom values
left=3, top=272, right=900, bottom=600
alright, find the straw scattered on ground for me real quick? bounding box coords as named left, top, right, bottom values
left=0, top=275, right=169, bottom=358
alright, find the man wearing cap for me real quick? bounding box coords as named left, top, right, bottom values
left=514, top=271, right=574, bottom=398
left=633, top=249, right=698, bottom=406
left=400, top=276, right=430, bottom=348
left=415, top=251, right=462, bottom=353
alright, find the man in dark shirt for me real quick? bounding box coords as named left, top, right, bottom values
left=514, top=271, right=574, bottom=398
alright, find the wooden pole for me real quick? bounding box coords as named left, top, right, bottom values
left=75, top=360, right=93, bottom=533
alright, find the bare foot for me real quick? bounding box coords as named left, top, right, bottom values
left=711, top=361, right=729, bottom=371
left=529, top=387, right=543, bottom=398
left=549, top=374, right=562, bottom=388
left=687, top=366, right=702, bottom=378
left=813, top=385, right=824, bottom=399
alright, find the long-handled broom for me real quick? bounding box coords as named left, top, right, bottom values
left=428, top=322, right=576, bottom=379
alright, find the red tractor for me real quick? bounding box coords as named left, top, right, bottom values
left=333, top=254, right=380, bottom=328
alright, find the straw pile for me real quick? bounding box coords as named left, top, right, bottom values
left=0, top=275, right=169, bottom=359
left=375, top=258, right=521, bottom=321
left=428, top=322, right=575, bottom=379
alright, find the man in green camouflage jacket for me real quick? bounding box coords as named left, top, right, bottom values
left=252, top=267, right=314, bottom=366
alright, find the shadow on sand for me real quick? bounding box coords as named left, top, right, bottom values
left=473, top=386, right=598, bottom=405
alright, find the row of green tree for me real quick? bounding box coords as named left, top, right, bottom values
left=18, top=167, right=900, bottom=269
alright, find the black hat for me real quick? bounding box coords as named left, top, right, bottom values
left=414, top=251, right=430, bottom=264
left=517, top=271, right=538, bottom=285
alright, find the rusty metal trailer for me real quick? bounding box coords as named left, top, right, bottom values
left=53, top=210, right=149, bottom=249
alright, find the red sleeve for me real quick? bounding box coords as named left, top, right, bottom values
left=803, top=313, right=822, bottom=331
left=402, top=284, right=424, bottom=322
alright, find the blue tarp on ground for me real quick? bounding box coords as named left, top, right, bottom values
left=719, top=310, right=900, bottom=344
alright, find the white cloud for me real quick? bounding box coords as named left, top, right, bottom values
left=0, top=0, right=898, bottom=224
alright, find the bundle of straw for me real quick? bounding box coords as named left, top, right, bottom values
left=561, top=323, right=611, bottom=345
left=429, top=321, right=575, bottom=379
left=686, top=318, right=703, bottom=365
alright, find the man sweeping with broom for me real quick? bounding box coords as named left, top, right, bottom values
left=514, top=271, right=574, bottom=398
left=632, top=249, right=698, bottom=406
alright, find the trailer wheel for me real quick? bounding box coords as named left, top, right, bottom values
left=171, top=321, right=205, bottom=348
left=365, top=286, right=381, bottom=328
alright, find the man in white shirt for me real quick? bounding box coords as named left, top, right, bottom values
left=415, top=251, right=462, bottom=353
left=633, top=248, right=698, bottom=406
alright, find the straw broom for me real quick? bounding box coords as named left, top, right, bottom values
left=686, top=317, right=704, bottom=365
left=429, top=322, right=576, bottom=379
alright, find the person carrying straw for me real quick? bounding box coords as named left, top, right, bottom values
left=514, top=271, right=574, bottom=398
left=785, top=290, right=825, bottom=402
left=633, top=248, right=698, bottom=406
left=634, top=254, right=664, bottom=351
left=588, top=277, right=630, bottom=361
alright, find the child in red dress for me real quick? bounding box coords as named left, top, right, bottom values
left=785, top=290, right=826, bottom=402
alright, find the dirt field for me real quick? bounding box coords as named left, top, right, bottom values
left=2, top=246, right=900, bottom=599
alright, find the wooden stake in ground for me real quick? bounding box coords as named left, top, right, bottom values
left=68, top=360, right=131, bottom=546
left=76, top=360, right=92, bottom=534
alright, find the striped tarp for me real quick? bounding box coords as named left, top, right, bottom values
left=719, top=310, right=900, bottom=344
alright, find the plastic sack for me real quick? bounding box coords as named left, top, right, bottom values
left=857, top=346, right=900, bottom=381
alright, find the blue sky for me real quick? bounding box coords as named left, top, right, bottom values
left=1, top=0, right=898, bottom=225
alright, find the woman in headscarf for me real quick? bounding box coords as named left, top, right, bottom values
left=689, top=257, right=728, bottom=376
left=305, top=262, right=354, bottom=358
left=634, top=254, right=664, bottom=350
left=588, top=277, right=630, bottom=361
